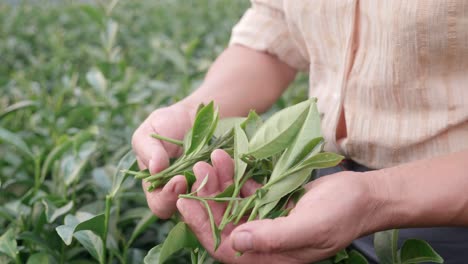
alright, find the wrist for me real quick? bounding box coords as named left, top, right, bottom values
left=360, top=169, right=411, bottom=234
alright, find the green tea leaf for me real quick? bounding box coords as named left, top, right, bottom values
left=334, top=249, right=348, bottom=263
left=234, top=125, right=248, bottom=185
left=144, top=244, right=162, bottom=264
left=264, top=208, right=289, bottom=219
left=159, top=222, right=199, bottom=264
left=26, top=252, right=54, bottom=264
left=62, top=142, right=97, bottom=187
left=17, top=232, right=55, bottom=255
left=246, top=99, right=311, bottom=159
left=56, top=213, right=106, bottom=245
left=0, top=100, right=38, bottom=120
left=262, top=185, right=306, bottom=219
left=55, top=218, right=78, bottom=246
left=314, top=259, right=334, bottom=264
left=86, top=68, right=107, bottom=93
left=191, top=174, right=209, bottom=195
left=160, top=48, right=189, bottom=73
left=214, top=117, right=245, bottom=138
left=271, top=137, right=324, bottom=182
left=74, top=231, right=104, bottom=263
left=215, top=184, right=235, bottom=198
left=74, top=213, right=106, bottom=241
left=293, top=137, right=324, bottom=165
left=79, top=5, right=104, bottom=26
left=183, top=130, right=193, bottom=153
left=257, top=168, right=313, bottom=217
left=110, top=149, right=136, bottom=197
left=184, top=171, right=196, bottom=192
left=295, top=152, right=343, bottom=171
left=41, top=128, right=97, bottom=184
left=347, top=250, right=369, bottom=264
left=400, top=239, right=443, bottom=264
left=270, top=99, right=321, bottom=176
left=241, top=110, right=263, bottom=140
left=374, top=229, right=399, bottom=264
left=128, top=211, right=158, bottom=246
left=0, top=127, right=34, bottom=160
left=0, top=229, right=18, bottom=261
left=42, top=200, right=74, bottom=223
left=185, top=102, right=217, bottom=155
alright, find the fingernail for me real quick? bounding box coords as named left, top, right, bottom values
left=233, top=231, right=253, bottom=252
left=148, top=159, right=155, bottom=174
left=176, top=199, right=187, bottom=213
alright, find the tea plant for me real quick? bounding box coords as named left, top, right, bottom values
left=130, top=100, right=443, bottom=264
left=0, top=0, right=444, bottom=264
left=0, top=1, right=251, bottom=263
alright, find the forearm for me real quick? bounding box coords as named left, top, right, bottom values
left=366, top=149, right=468, bottom=233
left=178, top=44, right=297, bottom=120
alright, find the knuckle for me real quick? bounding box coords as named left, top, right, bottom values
left=148, top=202, right=171, bottom=219
left=131, top=128, right=142, bottom=149
left=145, top=190, right=172, bottom=219
left=258, top=220, right=284, bottom=252
left=264, top=237, right=283, bottom=252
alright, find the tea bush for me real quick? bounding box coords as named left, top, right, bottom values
left=0, top=1, right=308, bottom=263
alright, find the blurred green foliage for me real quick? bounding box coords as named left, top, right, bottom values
left=0, top=0, right=307, bottom=263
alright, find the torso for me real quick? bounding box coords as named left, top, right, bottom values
left=282, top=0, right=468, bottom=168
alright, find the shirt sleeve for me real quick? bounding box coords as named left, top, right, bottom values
left=229, top=0, right=309, bottom=71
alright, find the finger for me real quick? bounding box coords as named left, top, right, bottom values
left=137, top=157, right=146, bottom=170
left=143, top=175, right=187, bottom=219
left=192, top=161, right=220, bottom=196
left=132, top=125, right=170, bottom=174
left=240, top=179, right=262, bottom=197
left=177, top=198, right=237, bottom=257
left=178, top=199, right=304, bottom=264
left=230, top=214, right=311, bottom=253
left=211, top=149, right=234, bottom=190
left=177, top=198, right=215, bottom=247
left=192, top=161, right=230, bottom=222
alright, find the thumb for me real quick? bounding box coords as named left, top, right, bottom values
left=132, top=125, right=170, bottom=174
left=230, top=215, right=309, bottom=253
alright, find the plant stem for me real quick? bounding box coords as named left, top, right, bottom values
left=33, top=157, right=41, bottom=193
left=234, top=195, right=256, bottom=225
left=219, top=185, right=241, bottom=230
left=151, top=133, right=183, bottom=146
left=248, top=203, right=259, bottom=222
left=102, top=195, right=112, bottom=264
left=198, top=249, right=207, bottom=264
left=179, top=195, right=220, bottom=249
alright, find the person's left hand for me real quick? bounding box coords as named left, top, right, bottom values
left=177, top=149, right=380, bottom=264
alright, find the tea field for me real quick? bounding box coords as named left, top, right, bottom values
left=0, top=1, right=308, bottom=263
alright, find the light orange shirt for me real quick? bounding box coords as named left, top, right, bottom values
left=230, top=0, right=468, bottom=169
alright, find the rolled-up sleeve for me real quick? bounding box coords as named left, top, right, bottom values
left=229, top=0, right=309, bottom=71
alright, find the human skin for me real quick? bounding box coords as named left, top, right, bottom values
left=131, top=44, right=468, bottom=263
left=132, top=45, right=296, bottom=218
left=177, top=148, right=468, bottom=264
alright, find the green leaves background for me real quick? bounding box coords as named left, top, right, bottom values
left=0, top=1, right=259, bottom=263
left=0, top=1, right=443, bottom=264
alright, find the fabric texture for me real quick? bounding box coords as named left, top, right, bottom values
left=229, top=0, right=468, bottom=169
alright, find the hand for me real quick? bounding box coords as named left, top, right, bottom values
left=132, top=104, right=194, bottom=219
left=178, top=151, right=378, bottom=264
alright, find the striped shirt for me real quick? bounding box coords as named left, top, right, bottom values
left=229, top=0, right=468, bottom=169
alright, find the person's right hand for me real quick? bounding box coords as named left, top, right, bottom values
left=132, top=104, right=194, bottom=219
